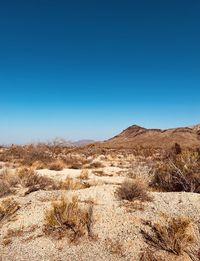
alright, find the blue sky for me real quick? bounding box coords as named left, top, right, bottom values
left=0, top=0, right=200, bottom=144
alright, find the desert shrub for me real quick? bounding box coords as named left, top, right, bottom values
left=70, top=162, right=84, bottom=169
left=88, top=160, right=104, bottom=168
left=43, top=196, right=93, bottom=241
left=17, top=168, right=58, bottom=191
left=151, top=150, right=200, bottom=192
left=63, top=154, right=88, bottom=169
left=0, top=198, right=20, bottom=223
left=0, top=168, right=59, bottom=196
left=79, top=169, right=89, bottom=180
left=31, top=160, right=47, bottom=170
left=129, top=161, right=154, bottom=184
left=116, top=179, right=152, bottom=202
left=48, top=160, right=65, bottom=171
left=0, top=145, right=24, bottom=163
left=21, top=145, right=54, bottom=166
left=1, top=169, right=20, bottom=187
left=141, top=216, right=196, bottom=256
left=0, top=169, right=20, bottom=197
left=0, top=179, right=11, bottom=198
left=0, top=145, right=52, bottom=166
left=60, top=177, right=90, bottom=190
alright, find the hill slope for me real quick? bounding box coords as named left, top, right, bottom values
left=102, top=124, right=200, bottom=149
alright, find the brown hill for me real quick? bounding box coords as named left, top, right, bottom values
left=102, top=124, right=200, bottom=149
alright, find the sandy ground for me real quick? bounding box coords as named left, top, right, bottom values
left=1, top=163, right=200, bottom=260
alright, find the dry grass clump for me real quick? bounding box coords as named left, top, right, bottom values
left=31, top=160, right=47, bottom=170
left=79, top=169, right=89, bottom=180
left=141, top=216, right=196, bottom=256
left=69, top=161, right=84, bottom=169
left=151, top=150, right=200, bottom=192
left=0, top=169, right=20, bottom=197
left=0, top=198, right=20, bottom=223
left=128, top=161, right=154, bottom=184
left=63, top=154, right=88, bottom=169
left=60, top=177, right=90, bottom=190
left=88, top=160, right=105, bottom=168
left=116, top=178, right=152, bottom=202
left=0, top=179, right=11, bottom=198
left=1, top=169, right=20, bottom=186
left=0, top=168, right=58, bottom=196
left=17, top=168, right=58, bottom=192
left=48, top=160, right=65, bottom=171
left=0, top=167, right=90, bottom=196
left=43, top=196, right=94, bottom=242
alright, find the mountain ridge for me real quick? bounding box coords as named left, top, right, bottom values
left=103, top=124, right=200, bottom=149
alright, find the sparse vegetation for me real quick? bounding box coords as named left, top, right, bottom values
left=79, top=169, right=89, bottom=180
left=60, top=177, right=90, bottom=190
left=88, top=160, right=104, bottom=168
left=0, top=179, right=11, bottom=197
left=116, top=178, right=152, bottom=202
left=1, top=142, right=200, bottom=259
left=151, top=150, right=200, bottom=192
left=128, top=161, right=154, bottom=184
left=0, top=167, right=60, bottom=197
left=48, top=160, right=65, bottom=171
left=0, top=198, right=20, bottom=224
left=43, top=196, right=94, bottom=242
left=141, top=216, right=196, bottom=256
left=17, top=168, right=58, bottom=192
left=0, top=169, right=19, bottom=197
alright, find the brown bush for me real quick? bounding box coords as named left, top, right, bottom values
left=0, top=179, right=11, bottom=198
left=60, top=177, right=90, bottom=190
left=151, top=150, right=200, bottom=192
left=141, top=216, right=196, bottom=256
left=79, top=169, right=89, bottom=180
left=88, top=160, right=105, bottom=169
left=116, top=179, right=152, bottom=202
left=0, top=144, right=65, bottom=167
left=17, top=168, right=58, bottom=192
left=0, top=198, right=20, bottom=223
left=0, top=168, right=59, bottom=196
left=1, top=169, right=20, bottom=187
left=43, top=196, right=93, bottom=241
left=0, top=169, right=20, bottom=197
left=70, top=162, right=84, bottom=169
left=31, top=161, right=47, bottom=170
left=48, top=160, right=65, bottom=171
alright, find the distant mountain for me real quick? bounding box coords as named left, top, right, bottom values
left=50, top=138, right=96, bottom=147
left=72, top=140, right=96, bottom=147
left=102, top=124, right=200, bottom=149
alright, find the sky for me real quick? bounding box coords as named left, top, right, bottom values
left=0, top=0, right=200, bottom=144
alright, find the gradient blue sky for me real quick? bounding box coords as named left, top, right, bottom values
left=0, top=0, right=200, bottom=144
